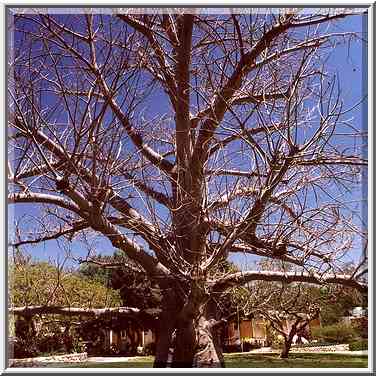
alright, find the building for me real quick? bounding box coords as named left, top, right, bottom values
left=224, top=315, right=321, bottom=350
left=224, top=318, right=268, bottom=347
left=100, top=327, right=155, bottom=355
left=341, top=306, right=368, bottom=336
left=104, top=313, right=322, bottom=355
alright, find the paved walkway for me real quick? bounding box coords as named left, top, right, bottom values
left=85, top=350, right=367, bottom=363
left=236, top=348, right=368, bottom=356
left=86, top=356, right=147, bottom=363
left=87, top=357, right=130, bottom=363
left=11, top=348, right=367, bottom=367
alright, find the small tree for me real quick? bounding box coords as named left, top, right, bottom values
left=9, top=255, right=122, bottom=357
left=9, top=257, right=122, bottom=309
left=239, top=279, right=322, bottom=358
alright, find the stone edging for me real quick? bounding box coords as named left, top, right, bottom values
left=290, top=344, right=350, bottom=352
left=9, top=352, right=88, bottom=367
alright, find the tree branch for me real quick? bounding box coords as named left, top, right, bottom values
left=212, top=271, right=367, bottom=293
left=117, top=14, right=178, bottom=109
left=9, top=193, right=81, bottom=215
left=9, top=305, right=155, bottom=318
left=123, top=173, right=172, bottom=208
left=231, top=89, right=291, bottom=106
left=192, top=17, right=294, bottom=167
left=33, top=19, right=175, bottom=176
left=11, top=116, right=166, bottom=251
left=9, top=220, right=88, bottom=247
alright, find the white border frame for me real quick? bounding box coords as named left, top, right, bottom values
left=1, top=0, right=373, bottom=374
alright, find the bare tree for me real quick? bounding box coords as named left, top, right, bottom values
left=234, top=259, right=366, bottom=358
left=240, top=280, right=321, bottom=358
left=8, top=8, right=367, bottom=367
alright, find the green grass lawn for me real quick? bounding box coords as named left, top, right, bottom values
left=223, top=352, right=368, bottom=368
left=32, top=352, right=367, bottom=368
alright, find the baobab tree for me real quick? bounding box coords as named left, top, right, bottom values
left=8, top=8, right=367, bottom=367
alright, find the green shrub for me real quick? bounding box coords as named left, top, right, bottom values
left=243, top=341, right=262, bottom=352
left=144, top=342, right=156, bottom=355
left=349, top=340, right=368, bottom=351
left=311, top=323, right=357, bottom=344
left=12, top=338, right=38, bottom=359
left=351, top=318, right=368, bottom=339
left=267, top=328, right=284, bottom=349
left=72, top=336, right=86, bottom=353
left=224, top=344, right=242, bottom=353
left=271, top=336, right=284, bottom=349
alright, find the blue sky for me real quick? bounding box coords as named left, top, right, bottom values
left=8, top=11, right=368, bottom=272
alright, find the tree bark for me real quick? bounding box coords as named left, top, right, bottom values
left=153, top=298, right=225, bottom=368
left=172, top=321, right=196, bottom=367
left=153, top=290, right=178, bottom=368
left=168, top=315, right=224, bottom=368
left=153, top=312, right=174, bottom=367
left=193, top=316, right=224, bottom=367
left=280, top=336, right=294, bottom=359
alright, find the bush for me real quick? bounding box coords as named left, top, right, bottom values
left=349, top=340, right=368, bottom=351
left=351, top=317, right=368, bottom=339
left=71, top=335, right=86, bottom=353
left=36, top=334, right=64, bottom=355
left=224, top=344, right=242, bottom=353
left=311, top=323, right=357, bottom=344
left=266, top=327, right=284, bottom=349
left=243, top=342, right=262, bottom=352
left=270, top=336, right=284, bottom=349
left=12, top=318, right=86, bottom=359
left=12, top=339, right=38, bottom=359
left=144, top=342, right=156, bottom=355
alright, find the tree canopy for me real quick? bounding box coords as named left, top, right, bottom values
left=9, top=259, right=122, bottom=308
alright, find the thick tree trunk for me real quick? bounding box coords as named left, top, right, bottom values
left=153, top=285, right=225, bottom=368
left=280, top=337, right=293, bottom=359
left=153, top=315, right=225, bottom=368
left=171, top=321, right=196, bottom=367
left=153, top=316, right=174, bottom=367
left=193, top=316, right=224, bottom=367
left=161, top=315, right=224, bottom=368
left=153, top=286, right=179, bottom=367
